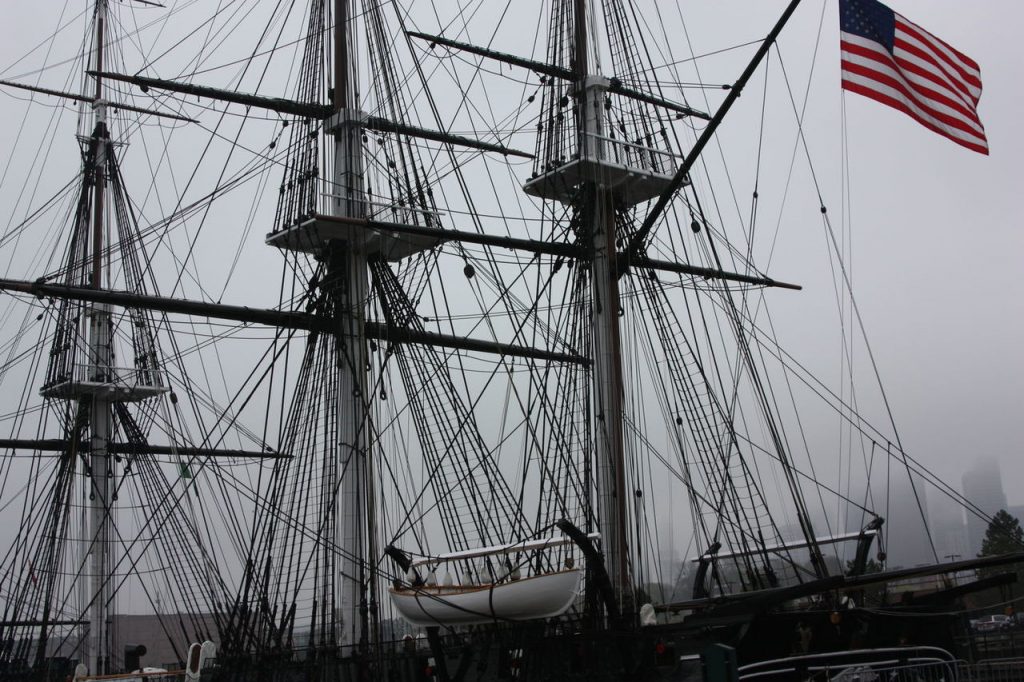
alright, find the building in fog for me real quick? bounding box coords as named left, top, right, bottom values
left=24, top=613, right=218, bottom=674
left=843, top=473, right=933, bottom=569
left=883, top=473, right=934, bottom=568
left=962, top=459, right=1008, bottom=557
left=929, top=488, right=968, bottom=562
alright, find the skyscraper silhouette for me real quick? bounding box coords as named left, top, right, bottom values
left=962, top=459, right=1009, bottom=556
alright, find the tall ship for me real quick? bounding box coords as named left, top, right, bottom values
left=0, top=1, right=1018, bottom=680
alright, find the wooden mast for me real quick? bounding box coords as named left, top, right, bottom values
left=331, top=0, right=373, bottom=654
left=86, top=0, right=116, bottom=673
left=574, top=0, right=634, bottom=615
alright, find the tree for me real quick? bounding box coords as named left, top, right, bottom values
left=845, top=558, right=885, bottom=606
left=975, top=509, right=1024, bottom=599
left=845, top=558, right=883, bottom=575
left=979, top=510, right=1024, bottom=557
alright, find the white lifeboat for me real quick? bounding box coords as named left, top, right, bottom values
left=390, top=567, right=582, bottom=627
left=388, top=532, right=596, bottom=627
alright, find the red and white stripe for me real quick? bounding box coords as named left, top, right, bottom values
left=841, top=14, right=988, bottom=155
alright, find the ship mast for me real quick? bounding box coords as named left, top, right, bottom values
left=34, top=1, right=171, bottom=673
left=331, top=0, right=372, bottom=652
left=574, top=0, right=633, bottom=612
left=85, top=2, right=114, bottom=673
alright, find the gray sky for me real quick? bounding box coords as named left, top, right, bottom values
left=0, top=0, right=1020, bottom=574
left=804, top=1, right=1023, bottom=496
left=658, top=1, right=1024, bottom=503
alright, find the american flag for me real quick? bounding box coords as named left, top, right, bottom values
left=839, top=0, right=988, bottom=155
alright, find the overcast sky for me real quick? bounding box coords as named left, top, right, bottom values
left=654, top=1, right=1024, bottom=505
left=804, top=1, right=1023, bottom=497
left=0, top=0, right=1020, bottom=554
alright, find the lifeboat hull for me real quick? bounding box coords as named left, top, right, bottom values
left=389, top=569, right=582, bottom=626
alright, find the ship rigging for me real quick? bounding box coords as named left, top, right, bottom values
left=0, top=1, right=1019, bottom=680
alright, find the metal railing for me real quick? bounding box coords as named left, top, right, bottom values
left=960, top=658, right=1024, bottom=682
left=317, top=193, right=444, bottom=226
left=582, top=131, right=681, bottom=174
left=57, top=363, right=168, bottom=390
left=365, top=199, right=443, bottom=226
left=736, top=647, right=1024, bottom=682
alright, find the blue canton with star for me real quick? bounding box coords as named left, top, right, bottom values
left=840, top=0, right=896, bottom=54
